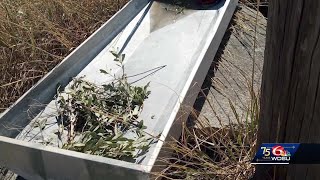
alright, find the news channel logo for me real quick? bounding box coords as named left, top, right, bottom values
left=252, top=143, right=300, bottom=164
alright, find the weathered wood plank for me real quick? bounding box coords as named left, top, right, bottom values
left=256, top=0, right=320, bottom=179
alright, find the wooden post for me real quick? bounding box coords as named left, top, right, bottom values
left=256, top=0, right=320, bottom=179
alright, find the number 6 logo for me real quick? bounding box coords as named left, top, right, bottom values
left=272, top=145, right=286, bottom=157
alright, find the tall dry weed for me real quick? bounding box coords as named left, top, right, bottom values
left=0, top=0, right=128, bottom=112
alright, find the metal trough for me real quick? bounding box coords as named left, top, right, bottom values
left=0, top=0, right=237, bottom=179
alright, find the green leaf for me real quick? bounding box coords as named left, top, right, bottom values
left=132, top=106, right=140, bottom=116
left=119, top=54, right=125, bottom=63
left=93, top=125, right=100, bottom=132
left=100, top=69, right=108, bottom=74
left=137, top=120, right=144, bottom=129
left=110, top=49, right=119, bottom=58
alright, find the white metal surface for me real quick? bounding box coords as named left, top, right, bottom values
left=0, top=0, right=237, bottom=179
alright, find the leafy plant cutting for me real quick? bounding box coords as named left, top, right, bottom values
left=55, top=50, right=153, bottom=161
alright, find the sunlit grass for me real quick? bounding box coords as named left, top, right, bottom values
left=154, top=1, right=266, bottom=179
left=0, top=0, right=128, bottom=112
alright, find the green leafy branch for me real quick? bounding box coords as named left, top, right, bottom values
left=55, top=50, right=153, bottom=161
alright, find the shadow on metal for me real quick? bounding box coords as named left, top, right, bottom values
left=155, top=0, right=226, bottom=10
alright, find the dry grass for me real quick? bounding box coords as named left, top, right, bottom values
left=155, top=79, right=260, bottom=179
left=156, top=105, right=258, bottom=179
left=154, top=2, right=266, bottom=179
left=0, top=0, right=266, bottom=179
left=0, top=1, right=128, bottom=178
left=0, top=0, right=128, bottom=112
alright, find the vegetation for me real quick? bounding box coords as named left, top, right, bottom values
left=157, top=90, right=259, bottom=179
left=155, top=2, right=265, bottom=179
left=56, top=52, right=153, bottom=161
left=0, top=0, right=267, bottom=179
left=0, top=0, right=128, bottom=112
